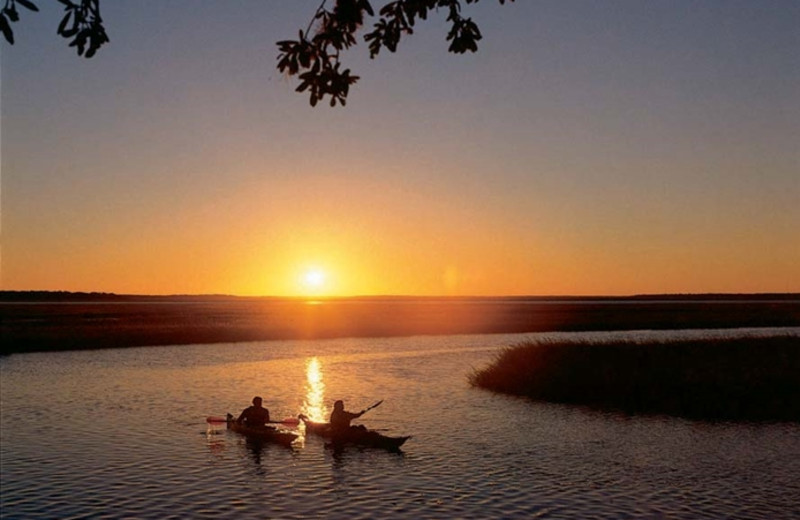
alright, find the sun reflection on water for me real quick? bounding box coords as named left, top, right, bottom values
left=302, top=357, right=327, bottom=422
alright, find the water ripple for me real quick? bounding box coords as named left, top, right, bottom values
left=2, top=330, right=799, bottom=519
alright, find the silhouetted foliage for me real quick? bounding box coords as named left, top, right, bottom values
left=2, top=0, right=108, bottom=56
left=277, top=0, right=513, bottom=106
left=55, top=0, right=108, bottom=57
left=470, top=336, right=800, bottom=422
left=3, top=0, right=511, bottom=106
left=1, top=0, right=39, bottom=44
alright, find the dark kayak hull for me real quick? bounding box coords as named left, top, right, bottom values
left=300, top=416, right=410, bottom=450
left=226, top=414, right=298, bottom=447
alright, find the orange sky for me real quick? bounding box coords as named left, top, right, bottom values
left=1, top=2, right=798, bottom=296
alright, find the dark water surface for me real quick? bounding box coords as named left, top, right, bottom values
left=2, top=329, right=799, bottom=519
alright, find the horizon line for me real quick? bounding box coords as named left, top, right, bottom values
left=1, top=289, right=798, bottom=301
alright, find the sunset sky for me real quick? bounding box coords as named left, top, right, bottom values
left=1, top=1, right=798, bottom=297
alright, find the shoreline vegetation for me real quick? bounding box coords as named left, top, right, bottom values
left=1, top=291, right=799, bottom=355
left=4, top=291, right=799, bottom=422
left=2, top=290, right=799, bottom=303
left=470, top=335, right=800, bottom=422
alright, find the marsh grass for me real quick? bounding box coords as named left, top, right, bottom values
left=3, top=297, right=799, bottom=354
left=470, top=335, right=800, bottom=422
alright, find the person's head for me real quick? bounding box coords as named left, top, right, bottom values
left=333, top=400, right=344, bottom=411
left=252, top=396, right=263, bottom=407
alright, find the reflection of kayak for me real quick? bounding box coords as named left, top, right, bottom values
left=299, top=415, right=410, bottom=450
left=226, top=413, right=298, bottom=447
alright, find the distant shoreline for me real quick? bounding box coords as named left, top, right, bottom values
left=2, top=292, right=799, bottom=355
left=2, top=290, right=798, bottom=303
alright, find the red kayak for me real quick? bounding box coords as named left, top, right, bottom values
left=226, top=413, right=298, bottom=447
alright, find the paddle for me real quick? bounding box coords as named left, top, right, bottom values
left=359, top=400, right=383, bottom=416
left=206, top=416, right=300, bottom=427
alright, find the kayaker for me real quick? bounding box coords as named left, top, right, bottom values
left=329, top=400, right=365, bottom=433
left=237, top=396, right=271, bottom=427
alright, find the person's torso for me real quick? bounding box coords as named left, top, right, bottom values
left=330, top=409, right=354, bottom=430
left=243, top=406, right=270, bottom=426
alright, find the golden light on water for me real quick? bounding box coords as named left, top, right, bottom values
left=302, top=357, right=327, bottom=422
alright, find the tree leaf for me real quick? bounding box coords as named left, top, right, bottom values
left=61, top=26, right=78, bottom=38
left=0, top=14, right=14, bottom=45
left=5, top=6, right=19, bottom=23
left=16, top=0, right=40, bottom=12
left=362, top=0, right=374, bottom=17
left=57, top=11, right=72, bottom=35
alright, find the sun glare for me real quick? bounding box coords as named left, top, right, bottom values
left=301, top=268, right=327, bottom=294
left=305, top=269, right=325, bottom=286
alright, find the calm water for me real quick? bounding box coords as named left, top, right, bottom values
left=2, top=329, right=799, bottom=519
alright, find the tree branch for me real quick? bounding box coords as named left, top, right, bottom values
left=2, top=0, right=513, bottom=107
left=279, top=0, right=513, bottom=107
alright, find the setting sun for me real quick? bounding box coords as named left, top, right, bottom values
left=301, top=268, right=327, bottom=294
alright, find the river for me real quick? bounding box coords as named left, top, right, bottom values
left=2, top=329, right=798, bottom=519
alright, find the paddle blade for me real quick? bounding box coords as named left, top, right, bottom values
left=207, top=416, right=227, bottom=424
left=276, top=417, right=301, bottom=427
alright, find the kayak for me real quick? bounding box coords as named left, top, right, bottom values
left=226, top=413, right=298, bottom=447
left=299, top=415, right=410, bottom=450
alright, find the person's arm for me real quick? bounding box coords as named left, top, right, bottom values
left=237, top=408, right=249, bottom=423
